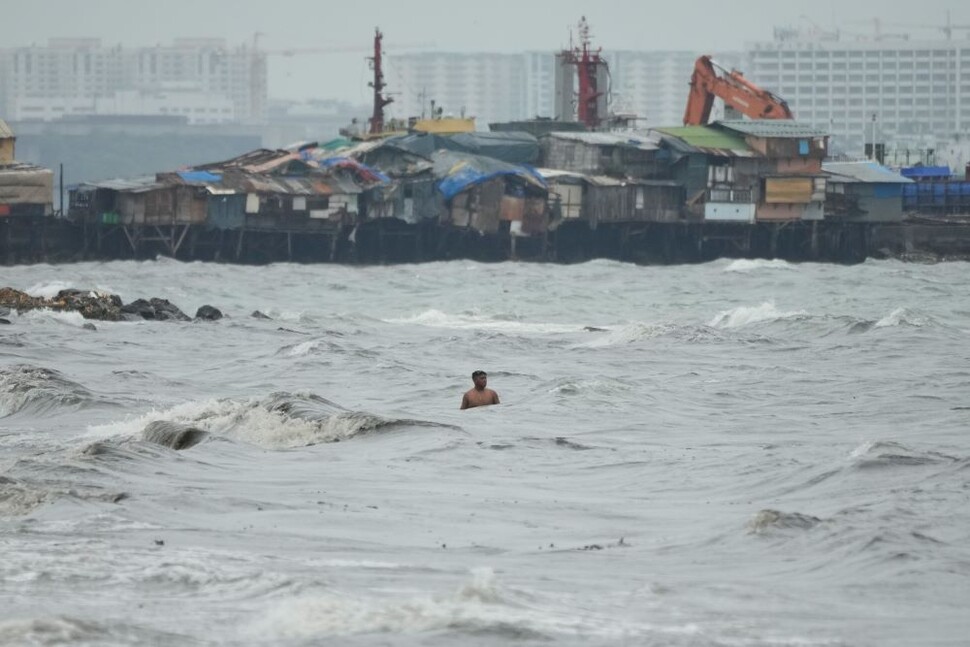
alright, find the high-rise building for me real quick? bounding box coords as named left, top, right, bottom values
left=0, top=38, right=266, bottom=123
left=745, top=30, right=970, bottom=154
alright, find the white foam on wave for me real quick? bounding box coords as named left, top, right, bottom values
left=577, top=322, right=673, bottom=347
left=387, top=309, right=585, bottom=335
left=708, top=302, right=807, bottom=329
left=18, top=309, right=88, bottom=328
left=875, top=307, right=931, bottom=328
left=253, top=567, right=696, bottom=641
left=286, top=340, right=321, bottom=357
left=86, top=396, right=387, bottom=449
left=723, top=259, right=795, bottom=273
left=23, top=280, right=74, bottom=298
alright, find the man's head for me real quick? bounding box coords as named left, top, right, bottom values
left=471, top=370, right=487, bottom=389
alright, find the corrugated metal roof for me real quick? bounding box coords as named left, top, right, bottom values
left=0, top=119, right=14, bottom=139
left=716, top=120, right=829, bottom=139
left=654, top=126, right=754, bottom=157
left=823, top=161, right=913, bottom=184
left=547, top=130, right=661, bottom=151
left=86, top=176, right=161, bottom=191
left=536, top=168, right=587, bottom=181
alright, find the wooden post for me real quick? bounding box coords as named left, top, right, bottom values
left=235, top=229, right=245, bottom=260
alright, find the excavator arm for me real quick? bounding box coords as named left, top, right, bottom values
left=683, top=55, right=793, bottom=126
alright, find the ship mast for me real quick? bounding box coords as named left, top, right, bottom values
left=368, top=28, right=394, bottom=135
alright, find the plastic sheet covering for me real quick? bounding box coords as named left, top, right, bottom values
left=318, top=157, right=390, bottom=184
left=432, top=151, right=546, bottom=201
left=0, top=165, right=54, bottom=204
left=177, top=171, right=222, bottom=184
left=384, top=131, right=539, bottom=164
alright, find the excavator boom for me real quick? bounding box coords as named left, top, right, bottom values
left=683, top=55, right=793, bottom=125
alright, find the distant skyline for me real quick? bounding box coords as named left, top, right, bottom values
left=4, top=0, right=968, bottom=103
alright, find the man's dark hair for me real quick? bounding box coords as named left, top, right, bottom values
left=471, top=370, right=486, bottom=379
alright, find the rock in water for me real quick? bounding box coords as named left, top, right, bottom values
left=121, top=298, right=189, bottom=321
left=195, top=305, right=223, bottom=321
left=148, top=298, right=190, bottom=321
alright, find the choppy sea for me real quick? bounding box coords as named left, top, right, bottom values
left=1, top=257, right=969, bottom=646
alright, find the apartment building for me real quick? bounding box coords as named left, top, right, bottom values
left=745, top=32, right=970, bottom=154
left=0, top=38, right=265, bottom=123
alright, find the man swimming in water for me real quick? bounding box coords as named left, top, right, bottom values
left=460, top=370, right=500, bottom=410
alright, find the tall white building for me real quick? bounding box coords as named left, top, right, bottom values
left=745, top=31, right=970, bottom=154
left=0, top=38, right=266, bottom=122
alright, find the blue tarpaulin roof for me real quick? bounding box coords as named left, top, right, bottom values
left=900, top=166, right=952, bottom=179
left=432, top=151, right=546, bottom=200
left=178, top=170, right=222, bottom=184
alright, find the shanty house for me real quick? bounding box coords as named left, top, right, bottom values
left=434, top=151, right=548, bottom=236
left=823, top=161, right=912, bottom=222
left=715, top=121, right=829, bottom=222
left=0, top=119, right=15, bottom=163
left=0, top=162, right=54, bottom=217
left=539, top=131, right=665, bottom=178
left=655, top=126, right=757, bottom=223
left=538, top=169, right=683, bottom=227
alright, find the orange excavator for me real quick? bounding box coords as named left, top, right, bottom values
left=683, top=55, right=793, bottom=126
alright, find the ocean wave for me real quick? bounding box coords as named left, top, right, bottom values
left=253, top=567, right=523, bottom=638
left=0, top=364, right=96, bottom=417
left=723, top=259, right=796, bottom=273
left=386, top=309, right=586, bottom=334
left=18, top=309, right=90, bottom=328
left=576, top=322, right=725, bottom=347
left=253, top=567, right=690, bottom=642
left=848, top=441, right=960, bottom=469
left=88, top=392, right=455, bottom=450
left=708, top=302, right=809, bottom=329
left=24, top=280, right=74, bottom=298
left=544, top=376, right=634, bottom=397
left=874, top=307, right=937, bottom=328
left=0, top=616, right=180, bottom=646
left=748, top=509, right=824, bottom=535
left=0, top=475, right=127, bottom=517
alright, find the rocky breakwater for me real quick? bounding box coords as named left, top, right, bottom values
left=0, top=287, right=223, bottom=323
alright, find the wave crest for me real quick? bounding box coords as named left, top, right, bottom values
left=0, top=364, right=95, bottom=417
left=848, top=441, right=959, bottom=468
left=90, top=392, right=453, bottom=450
left=723, top=259, right=795, bottom=273
left=748, top=509, right=823, bottom=534
left=709, top=302, right=808, bottom=329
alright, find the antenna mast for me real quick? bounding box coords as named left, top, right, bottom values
left=368, top=28, right=394, bottom=135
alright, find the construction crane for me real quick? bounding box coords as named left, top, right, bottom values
left=247, top=32, right=433, bottom=122
left=683, top=55, right=793, bottom=126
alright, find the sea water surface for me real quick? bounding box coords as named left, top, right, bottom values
left=1, top=258, right=968, bottom=646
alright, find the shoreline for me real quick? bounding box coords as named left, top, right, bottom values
left=3, top=217, right=970, bottom=266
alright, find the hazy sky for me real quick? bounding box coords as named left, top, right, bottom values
left=5, top=0, right=968, bottom=103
